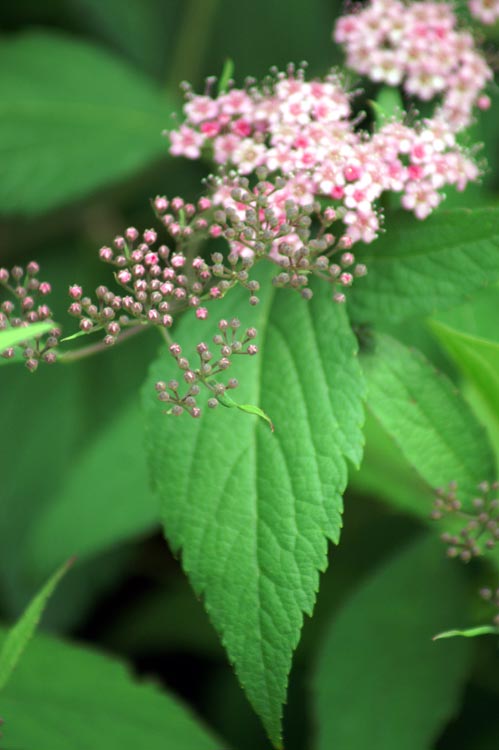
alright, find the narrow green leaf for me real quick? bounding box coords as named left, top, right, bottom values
left=0, top=629, right=221, bottom=750
left=26, top=400, right=159, bottom=577
left=0, top=31, right=174, bottom=215
left=218, top=58, right=235, bottom=94
left=361, top=333, right=495, bottom=504
left=430, top=319, right=499, bottom=434
left=434, top=625, right=499, bottom=640
left=218, top=393, right=274, bottom=431
left=142, top=272, right=365, bottom=746
left=60, top=328, right=94, bottom=343
left=349, top=207, right=499, bottom=326
left=313, top=535, right=471, bottom=750
left=0, top=559, right=73, bottom=690
left=0, top=321, right=55, bottom=351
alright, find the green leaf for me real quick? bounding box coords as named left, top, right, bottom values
left=218, top=58, right=235, bottom=94
left=0, top=629, right=221, bottom=750
left=142, top=273, right=366, bottom=746
left=430, top=320, right=499, bottom=435
left=313, top=535, right=471, bottom=750
left=361, top=333, right=495, bottom=506
left=433, top=625, right=499, bottom=640
left=350, top=411, right=433, bottom=516
left=371, top=85, right=403, bottom=126
left=26, top=399, right=159, bottom=577
left=0, top=31, right=173, bottom=215
left=349, top=207, right=499, bottom=326
left=0, top=559, right=72, bottom=690
left=0, top=321, right=55, bottom=351
left=218, top=392, right=274, bottom=431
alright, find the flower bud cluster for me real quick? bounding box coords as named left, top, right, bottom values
left=155, top=318, right=257, bottom=417
left=209, top=170, right=366, bottom=302
left=431, top=481, right=499, bottom=562
left=0, top=263, right=60, bottom=370
left=335, top=0, right=493, bottom=131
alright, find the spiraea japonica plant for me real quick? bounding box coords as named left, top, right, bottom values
left=2, top=1, right=499, bottom=748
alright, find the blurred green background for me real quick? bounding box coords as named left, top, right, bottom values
left=1, top=2, right=499, bottom=749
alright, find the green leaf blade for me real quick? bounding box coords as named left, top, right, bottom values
left=0, top=559, right=72, bottom=690
left=142, top=276, right=365, bottom=745
left=349, top=207, right=499, bottom=326
left=0, top=629, right=221, bottom=750
left=313, top=535, right=471, bottom=750
left=0, top=31, right=174, bottom=215
left=26, top=400, right=159, bottom=577
left=361, top=333, right=495, bottom=508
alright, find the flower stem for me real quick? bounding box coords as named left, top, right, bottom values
left=59, top=324, right=146, bottom=363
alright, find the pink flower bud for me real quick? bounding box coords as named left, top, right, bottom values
left=143, top=229, right=157, bottom=245
left=39, top=282, right=51, bottom=295
left=171, top=254, right=186, bottom=268
left=125, top=227, right=139, bottom=242
left=154, top=196, right=169, bottom=212
left=0, top=268, right=9, bottom=283
left=117, top=270, right=132, bottom=285
left=147, top=309, right=160, bottom=322
left=80, top=318, right=93, bottom=332
left=198, top=197, right=212, bottom=211
left=27, top=261, right=40, bottom=275
left=69, top=284, right=82, bottom=299
left=99, top=246, right=114, bottom=262
left=341, top=252, right=355, bottom=267
left=37, top=304, right=51, bottom=319
left=340, top=272, right=353, bottom=286
left=209, top=287, right=221, bottom=299
left=171, top=197, right=184, bottom=212
left=478, top=95, right=491, bottom=110
left=209, top=224, right=223, bottom=238
left=169, top=343, right=182, bottom=356
left=331, top=186, right=344, bottom=200
left=114, top=236, right=126, bottom=250
left=162, top=314, right=173, bottom=327
left=145, top=252, right=159, bottom=266
left=196, top=307, right=208, bottom=320
left=247, top=344, right=258, bottom=355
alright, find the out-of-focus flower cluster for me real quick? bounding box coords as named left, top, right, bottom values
left=0, top=263, right=60, bottom=371
left=335, top=0, right=493, bottom=131
left=469, top=0, right=499, bottom=26
left=431, top=480, right=499, bottom=562
left=432, top=481, right=499, bottom=627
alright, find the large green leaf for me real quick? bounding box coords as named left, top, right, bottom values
left=0, top=560, right=72, bottom=690
left=430, top=320, right=499, bottom=436
left=0, top=31, right=173, bottom=215
left=25, top=399, right=159, bottom=577
left=361, top=333, right=495, bottom=507
left=349, top=207, right=499, bottom=326
left=0, top=628, right=221, bottom=750
left=313, top=535, right=471, bottom=750
left=142, top=274, right=366, bottom=746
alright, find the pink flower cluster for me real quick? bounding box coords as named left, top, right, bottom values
left=469, top=0, right=499, bottom=25
left=168, top=66, right=479, bottom=245
left=335, top=0, right=493, bottom=131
